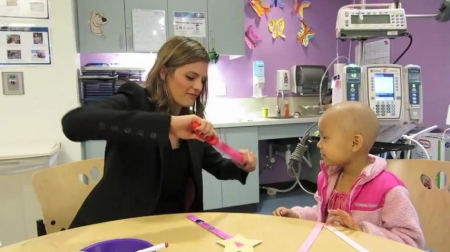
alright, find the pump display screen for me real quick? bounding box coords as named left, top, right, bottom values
left=351, top=14, right=390, bottom=24
left=374, top=73, right=395, bottom=101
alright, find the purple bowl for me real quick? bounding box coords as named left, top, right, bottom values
left=80, top=238, right=153, bottom=252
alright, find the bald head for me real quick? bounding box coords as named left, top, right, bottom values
left=321, top=101, right=379, bottom=150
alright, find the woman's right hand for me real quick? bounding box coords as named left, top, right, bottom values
left=170, top=115, right=215, bottom=141
left=273, top=207, right=300, bottom=218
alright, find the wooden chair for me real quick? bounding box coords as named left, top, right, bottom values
left=387, top=159, right=450, bottom=252
left=32, top=158, right=104, bottom=235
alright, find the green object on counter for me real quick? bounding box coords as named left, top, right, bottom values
left=313, top=131, right=319, bottom=136
left=261, top=107, right=268, bottom=118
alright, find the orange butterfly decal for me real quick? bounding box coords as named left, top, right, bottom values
left=297, top=21, right=315, bottom=47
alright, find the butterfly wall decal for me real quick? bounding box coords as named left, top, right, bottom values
left=270, top=0, right=285, bottom=8
left=244, top=25, right=262, bottom=49
left=268, top=17, right=285, bottom=39
left=292, top=0, right=311, bottom=21
left=297, top=21, right=315, bottom=47
left=248, top=0, right=270, bottom=17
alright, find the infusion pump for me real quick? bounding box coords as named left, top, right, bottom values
left=336, top=4, right=407, bottom=40
left=332, top=64, right=423, bottom=125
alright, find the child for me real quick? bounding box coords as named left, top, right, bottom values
left=273, top=101, right=425, bottom=249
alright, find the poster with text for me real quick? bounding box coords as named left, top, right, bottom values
left=173, top=11, right=206, bottom=38
left=0, top=0, right=49, bottom=19
left=0, top=26, right=51, bottom=65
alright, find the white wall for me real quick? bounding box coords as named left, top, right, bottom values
left=0, top=0, right=82, bottom=163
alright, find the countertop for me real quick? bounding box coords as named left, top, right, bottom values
left=211, top=115, right=320, bottom=128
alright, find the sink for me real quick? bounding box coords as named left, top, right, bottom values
left=266, top=115, right=319, bottom=119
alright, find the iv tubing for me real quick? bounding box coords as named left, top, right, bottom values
left=318, top=55, right=351, bottom=112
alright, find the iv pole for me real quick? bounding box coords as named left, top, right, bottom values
left=356, top=0, right=366, bottom=66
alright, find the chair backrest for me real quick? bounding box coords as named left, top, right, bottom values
left=32, top=158, right=104, bottom=234
left=386, top=159, right=450, bottom=252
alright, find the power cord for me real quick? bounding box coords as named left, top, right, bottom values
left=442, top=128, right=450, bottom=141
left=393, top=33, right=413, bottom=64
left=261, top=122, right=317, bottom=196
left=401, top=135, right=431, bottom=160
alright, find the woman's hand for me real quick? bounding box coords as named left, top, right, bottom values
left=235, top=149, right=256, bottom=172
left=326, top=209, right=362, bottom=231
left=170, top=115, right=215, bottom=141
left=273, top=207, right=300, bottom=218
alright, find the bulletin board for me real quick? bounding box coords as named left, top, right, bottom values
left=0, top=26, right=51, bottom=65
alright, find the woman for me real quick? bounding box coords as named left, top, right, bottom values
left=62, top=36, right=257, bottom=228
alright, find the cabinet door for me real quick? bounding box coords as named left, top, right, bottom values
left=202, top=170, right=222, bottom=210
left=202, top=129, right=223, bottom=210
left=82, top=141, right=106, bottom=159
left=207, top=0, right=244, bottom=55
left=221, top=127, right=260, bottom=208
left=124, top=0, right=168, bottom=52
left=76, top=0, right=127, bottom=53
left=167, top=0, right=209, bottom=51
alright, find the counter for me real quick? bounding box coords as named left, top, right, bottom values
left=210, top=116, right=320, bottom=128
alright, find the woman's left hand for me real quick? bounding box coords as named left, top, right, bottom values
left=235, top=149, right=257, bottom=172
left=326, top=209, right=362, bottom=231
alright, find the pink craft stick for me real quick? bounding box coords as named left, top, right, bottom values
left=297, top=223, right=324, bottom=252
left=192, top=121, right=245, bottom=165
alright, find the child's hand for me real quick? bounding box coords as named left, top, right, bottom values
left=273, top=207, right=299, bottom=218
left=326, top=209, right=362, bottom=231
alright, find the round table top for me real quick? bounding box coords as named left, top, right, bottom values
left=1, top=212, right=423, bottom=252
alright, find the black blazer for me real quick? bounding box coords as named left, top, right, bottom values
left=62, top=82, right=248, bottom=228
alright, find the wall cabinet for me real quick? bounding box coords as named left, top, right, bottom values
left=75, top=0, right=244, bottom=55
left=124, top=0, right=169, bottom=53
left=207, top=0, right=245, bottom=56
left=167, top=0, right=209, bottom=50
left=76, top=0, right=168, bottom=53
left=76, top=0, right=127, bottom=53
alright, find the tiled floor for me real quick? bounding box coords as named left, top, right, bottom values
left=257, top=188, right=316, bottom=215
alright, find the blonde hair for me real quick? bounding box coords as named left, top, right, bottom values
left=145, top=36, right=210, bottom=118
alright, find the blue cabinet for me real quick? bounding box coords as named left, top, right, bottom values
left=167, top=0, right=209, bottom=50
left=207, top=0, right=245, bottom=56
left=75, top=0, right=244, bottom=55
left=76, top=0, right=127, bottom=53
left=124, top=0, right=168, bottom=53
left=219, top=127, right=259, bottom=207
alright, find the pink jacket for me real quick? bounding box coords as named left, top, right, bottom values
left=291, top=155, right=425, bottom=249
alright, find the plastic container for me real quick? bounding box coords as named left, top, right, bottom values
left=0, top=142, right=60, bottom=175
left=283, top=98, right=290, bottom=117
left=80, top=238, right=153, bottom=252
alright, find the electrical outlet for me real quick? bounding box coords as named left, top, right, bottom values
left=2, top=72, right=24, bottom=95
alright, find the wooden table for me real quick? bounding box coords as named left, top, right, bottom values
left=0, top=213, right=422, bottom=252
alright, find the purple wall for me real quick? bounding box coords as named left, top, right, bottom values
left=216, top=0, right=349, bottom=98
left=79, top=0, right=450, bottom=185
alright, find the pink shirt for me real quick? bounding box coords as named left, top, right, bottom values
left=328, top=190, right=349, bottom=212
